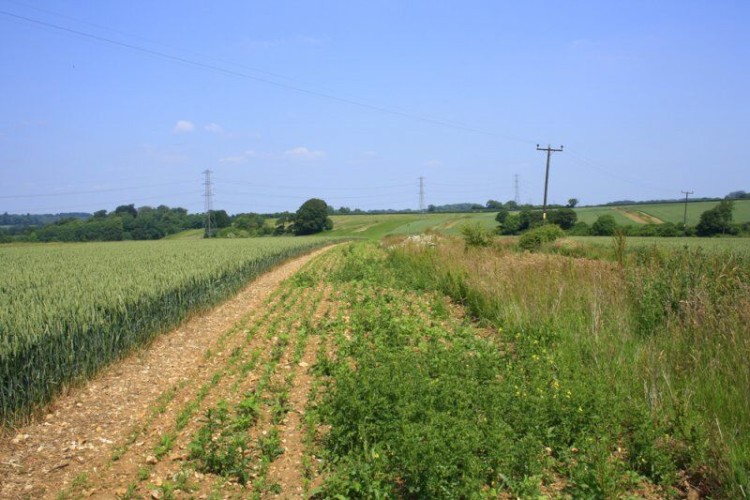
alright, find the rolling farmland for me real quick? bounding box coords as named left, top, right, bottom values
left=1, top=207, right=750, bottom=497
left=575, top=199, right=750, bottom=226
left=324, top=199, right=750, bottom=241
left=2, top=238, right=747, bottom=498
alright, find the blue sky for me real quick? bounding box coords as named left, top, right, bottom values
left=1, top=1, right=748, bottom=214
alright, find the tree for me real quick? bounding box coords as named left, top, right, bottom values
left=294, top=198, right=332, bottom=235
left=212, top=210, right=231, bottom=229
left=499, top=213, right=521, bottom=235
left=114, top=204, right=137, bottom=218
left=567, top=198, right=579, bottom=208
left=591, top=214, right=617, bottom=236
left=725, top=190, right=748, bottom=200
left=486, top=200, right=503, bottom=210
left=547, top=208, right=577, bottom=230
left=518, top=208, right=543, bottom=231
left=233, top=213, right=272, bottom=236
left=696, top=200, right=735, bottom=236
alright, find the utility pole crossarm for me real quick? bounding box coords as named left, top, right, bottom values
left=536, top=144, right=564, bottom=223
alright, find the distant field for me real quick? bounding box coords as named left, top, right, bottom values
left=328, top=202, right=750, bottom=240
left=570, top=235, right=750, bottom=254
left=627, top=200, right=750, bottom=226
left=163, top=229, right=204, bottom=240
left=159, top=201, right=750, bottom=243
left=577, top=200, right=750, bottom=226
left=328, top=212, right=497, bottom=239
left=573, top=207, right=635, bottom=225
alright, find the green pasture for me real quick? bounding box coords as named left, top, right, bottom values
left=573, top=206, right=635, bottom=225
left=328, top=212, right=497, bottom=239
left=576, top=200, right=750, bottom=226
left=570, top=235, right=750, bottom=255
left=628, top=199, right=750, bottom=226
left=163, top=229, right=204, bottom=240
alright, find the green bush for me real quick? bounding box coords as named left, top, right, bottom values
left=568, top=221, right=591, bottom=236
left=592, top=214, right=618, bottom=236
left=460, top=222, right=493, bottom=247
left=518, top=224, right=564, bottom=251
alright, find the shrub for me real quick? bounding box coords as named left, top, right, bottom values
left=518, top=224, right=564, bottom=251
left=460, top=222, right=493, bottom=247
left=656, top=222, right=680, bottom=237
left=499, top=213, right=521, bottom=235
left=568, top=221, right=591, bottom=236
left=592, top=215, right=617, bottom=236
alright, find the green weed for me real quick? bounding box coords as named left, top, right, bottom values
left=309, top=240, right=749, bottom=497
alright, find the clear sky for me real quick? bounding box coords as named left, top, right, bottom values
left=1, top=1, right=748, bottom=214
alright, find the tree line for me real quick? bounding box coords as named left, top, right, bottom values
left=214, top=198, right=333, bottom=238
left=1, top=197, right=336, bottom=244
left=0, top=205, right=204, bottom=243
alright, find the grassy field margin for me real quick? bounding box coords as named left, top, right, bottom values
left=304, top=239, right=748, bottom=497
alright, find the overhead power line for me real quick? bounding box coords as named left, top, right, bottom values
left=7, top=190, right=201, bottom=214
left=219, top=189, right=415, bottom=201
left=214, top=179, right=411, bottom=192
left=0, top=9, right=533, bottom=143
left=564, top=148, right=675, bottom=195
left=0, top=180, right=194, bottom=199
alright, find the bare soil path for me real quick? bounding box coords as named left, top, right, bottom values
left=0, top=246, right=334, bottom=499
left=615, top=207, right=664, bottom=225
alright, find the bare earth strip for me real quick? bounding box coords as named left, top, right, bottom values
left=0, top=245, right=333, bottom=500
left=266, top=286, right=332, bottom=498
left=614, top=207, right=664, bottom=225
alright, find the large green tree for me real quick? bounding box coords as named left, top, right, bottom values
left=211, top=210, right=231, bottom=229
left=696, top=200, right=735, bottom=236
left=591, top=214, right=617, bottom=236
left=294, top=198, right=333, bottom=235
left=547, top=208, right=577, bottom=230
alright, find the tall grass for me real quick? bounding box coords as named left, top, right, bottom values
left=388, top=238, right=750, bottom=496
left=0, top=238, right=327, bottom=425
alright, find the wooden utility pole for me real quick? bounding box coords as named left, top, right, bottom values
left=536, top=144, right=563, bottom=222
left=681, top=190, right=693, bottom=226
left=418, top=176, right=425, bottom=212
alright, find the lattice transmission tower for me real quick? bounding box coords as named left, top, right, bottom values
left=203, top=169, right=214, bottom=237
